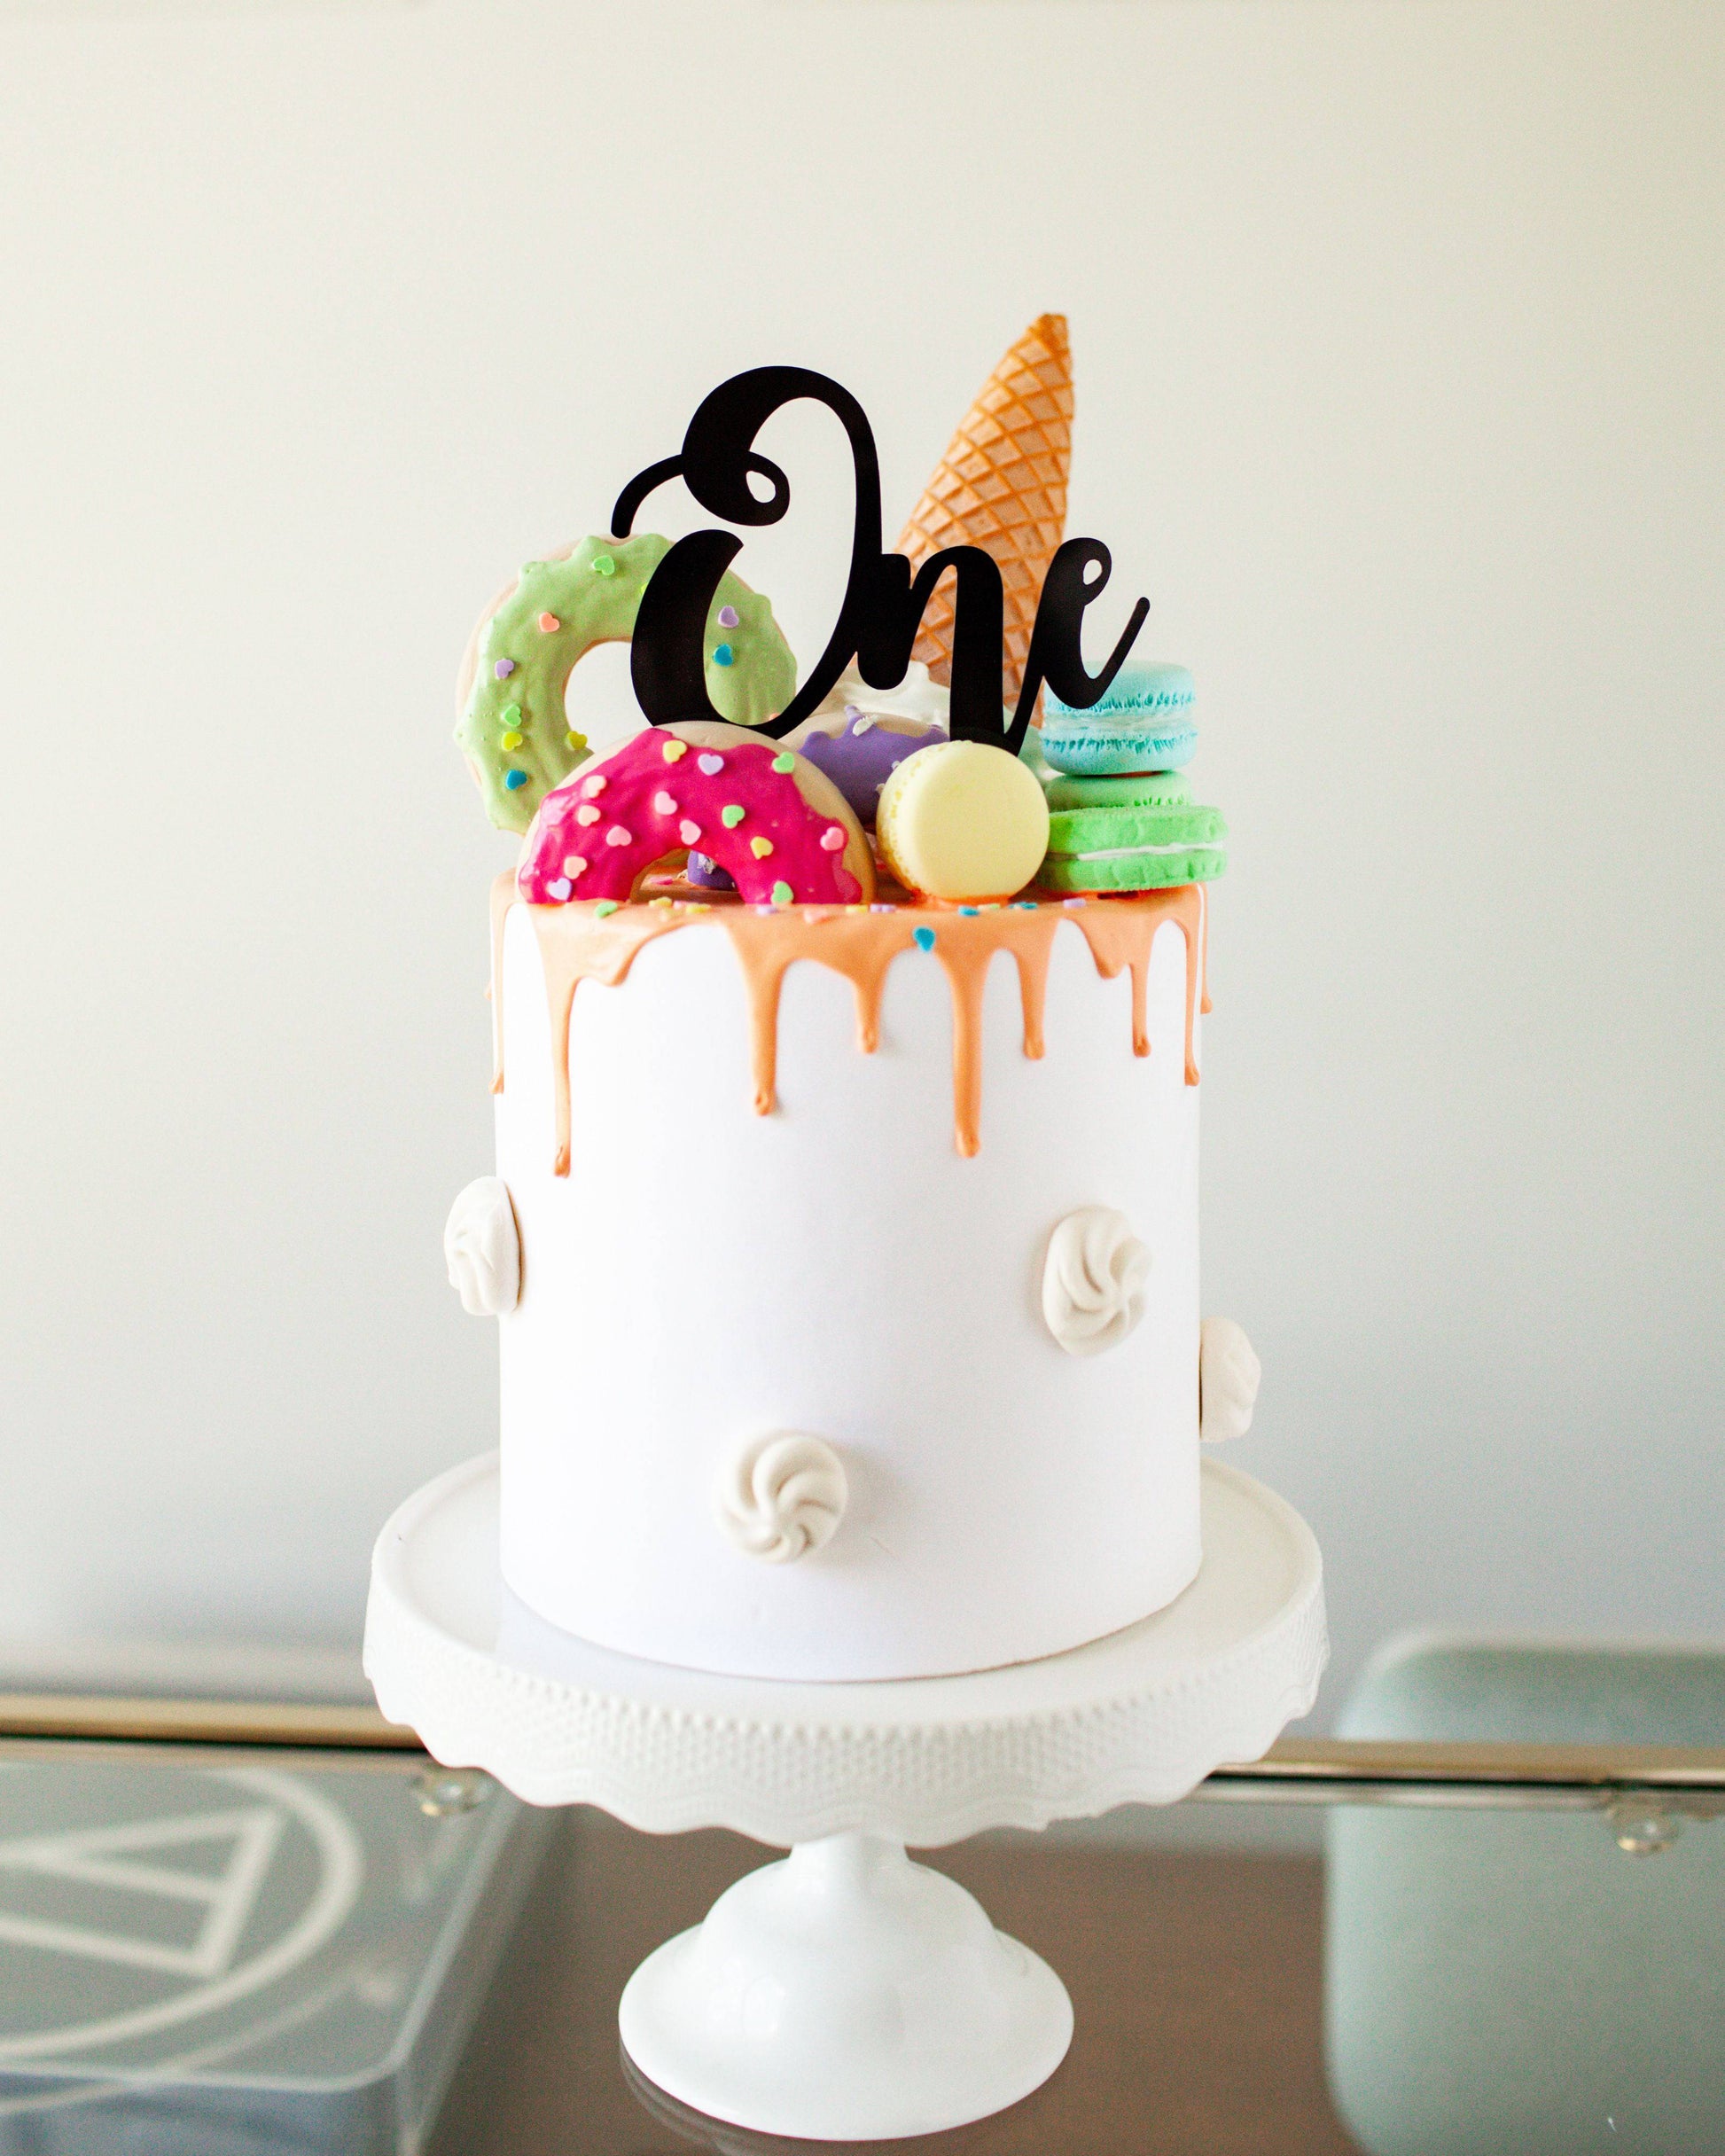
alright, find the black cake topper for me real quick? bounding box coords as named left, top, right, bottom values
left=612, top=366, right=1149, bottom=755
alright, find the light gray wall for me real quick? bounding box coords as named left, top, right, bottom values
left=0, top=0, right=1720, bottom=1716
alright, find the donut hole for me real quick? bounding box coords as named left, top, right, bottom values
left=564, top=638, right=644, bottom=754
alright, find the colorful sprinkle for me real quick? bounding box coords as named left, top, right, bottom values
left=678, top=819, right=701, bottom=845
left=721, top=803, right=745, bottom=829
left=1063, top=897, right=1086, bottom=909
left=594, top=899, right=620, bottom=918
left=538, top=612, right=560, bottom=633
left=575, top=804, right=602, bottom=826
left=649, top=895, right=673, bottom=909
left=959, top=906, right=980, bottom=916
left=582, top=774, right=607, bottom=797
left=504, top=769, right=528, bottom=792
left=870, top=902, right=896, bottom=913
left=561, top=855, right=587, bottom=879
left=1014, top=901, right=1038, bottom=911
left=494, top=659, right=515, bottom=680
left=913, top=926, right=937, bottom=951
left=717, top=604, right=740, bottom=629
left=652, top=790, right=678, bottom=816
left=500, top=730, right=523, bottom=751
left=749, top=836, right=774, bottom=859
left=605, top=825, right=632, bottom=848
left=663, top=739, right=689, bottom=763
left=591, top=554, right=616, bottom=577
left=771, top=881, right=793, bottom=906
left=713, top=644, right=735, bottom=667
left=698, top=754, right=725, bottom=776
left=771, top=753, right=796, bottom=774
left=545, top=878, right=572, bottom=902
left=819, top=826, right=846, bottom=852
left=501, top=703, right=522, bottom=727
left=565, top=730, right=584, bottom=751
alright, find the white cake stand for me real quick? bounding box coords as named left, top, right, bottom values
left=363, top=1453, right=1325, bottom=2143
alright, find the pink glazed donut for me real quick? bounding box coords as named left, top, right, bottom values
left=517, top=722, right=875, bottom=908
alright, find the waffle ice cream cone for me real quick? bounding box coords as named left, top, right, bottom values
left=895, top=313, right=1073, bottom=703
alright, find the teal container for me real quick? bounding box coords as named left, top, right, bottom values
left=1325, top=1634, right=1725, bottom=2156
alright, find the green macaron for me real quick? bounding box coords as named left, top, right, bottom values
left=1043, top=768, right=1193, bottom=811
left=1038, top=798, right=1227, bottom=893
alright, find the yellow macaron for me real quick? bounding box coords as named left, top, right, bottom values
left=876, top=739, right=1050, bottom=902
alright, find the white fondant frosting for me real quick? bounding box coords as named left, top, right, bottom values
left=495, top=908, right=1202, bottom=1681
left=1041, top=1207, right=1151, bottom=1357
left=444, top=1176, right=521, bottom=1316
left=716, top=1433, right=848, bottom=1563
left=1199, top=1317, right=1261, bottom=1442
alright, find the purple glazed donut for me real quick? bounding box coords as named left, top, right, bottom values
left=789, top=707, right=948, bottom=827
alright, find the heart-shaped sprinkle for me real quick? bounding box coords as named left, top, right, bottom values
left=562, top=855, right=587, bottom=878
left=565, top=729, right=584, bottom=751
left=594, top=899, right=620, bottom=918
left=504, top=769, right=528, bottom=791
left=500, top=729, right=523, bottom=750
left=591, top=553, right=616, bottom=576
left=494, top=659, right=515, bottom=680
left=717, top=604, right=740, bottom=629
left=678, top=819, right=701, bottom=845
left=575, top=805, right=601, bottom=826
left=501, top=703, right=522, bottom=727
left=538, top=612, right=560, bottom=633
left=913, top=926, right=937, bottom=951
left=959, top=905, right=980, bottom=917
left=819, top=825, right=846, bottom=851
left=652, top=791, right=677, bottom=816
left=771, top=753, right=795, bottom=773
left=712, top=643, right=734, bottom=667
left=699, top=754, right=724, bottom=775
left=545, top=878, right=573, bottom=902
left=720, top=803, right=745, bottom=828
left=662, top=739, right=688, bottom=762
left=582, top=774, right=607, bottom=797
left=749, top=836, right=774, bottom=858
left=605, top=825, right=632, bottom=848
left=770, top=880, right=793, bottom=906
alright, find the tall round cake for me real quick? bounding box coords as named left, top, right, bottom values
left=441, top=319, right=1260, bottom=1683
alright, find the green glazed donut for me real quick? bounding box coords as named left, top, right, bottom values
left=456, top=533, right=798, bottom=833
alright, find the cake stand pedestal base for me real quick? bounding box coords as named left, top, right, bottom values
left=620, top=1830, right=1072, bottom=2141
left=364, top=1453, right=1325, bottom=2142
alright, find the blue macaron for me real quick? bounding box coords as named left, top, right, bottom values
left=1041, top=660, right=1197, bottom=775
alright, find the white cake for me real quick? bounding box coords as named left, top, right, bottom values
left=439, top=323, right=1261, bottom=1684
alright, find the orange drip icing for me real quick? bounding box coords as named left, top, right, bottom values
left=527, top=898, right=691, bottom=1173
left=491, top=884, right=1207, bottom=1174
left=1065, top=884, right=1205, bottom=1083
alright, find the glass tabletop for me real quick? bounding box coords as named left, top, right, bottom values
left=0, top=1686, right=1718, bottom=2156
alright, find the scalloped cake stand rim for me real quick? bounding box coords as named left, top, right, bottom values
left=363, top=1450, right=1328, bottom=1847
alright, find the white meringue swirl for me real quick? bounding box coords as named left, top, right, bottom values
left=810, top=660, right=950, bottom=731
left=443, top=1177, right=521, bottom=1316
left=1042, top=1207, right=1151, bottom=1357
left=1199, top=1317, right=1261, bottom=1442
left=716, top=1433, right=848, bottom=1564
